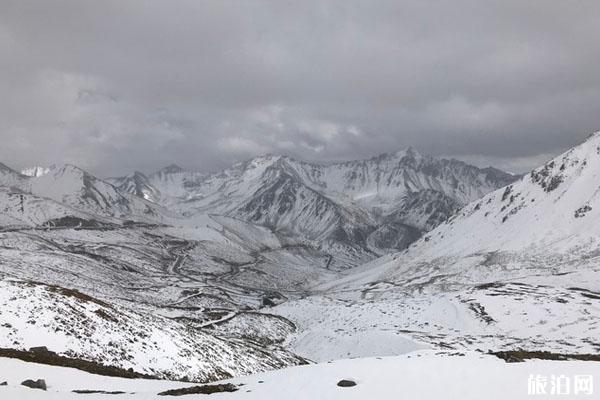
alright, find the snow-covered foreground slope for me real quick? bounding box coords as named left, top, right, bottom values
left=1, top=351, right=599, bottom=399
left=0, top=279, right=305, bottom=382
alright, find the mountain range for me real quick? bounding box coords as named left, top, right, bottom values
left=0, top=135, right=598, bottom=387
left=108, top=149, right=515, bottom=259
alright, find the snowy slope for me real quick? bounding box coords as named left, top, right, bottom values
left=323, top=131, right=600, bottom=289
left=0, top=279, right=305, bottom=382
left=1, top=351, right=599, bottom=399
left=404, top=131, right=600, bottom=258
left=28, top=164, right=163, bottom=222
left=0, top=187, right=112, bottom=229
left=269, top=133, right=600, bottom=362
left=0, top=162, right=29, bottom=190
left=108, top=171, right=161, bottom=203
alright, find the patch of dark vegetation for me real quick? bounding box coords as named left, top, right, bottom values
left=569, top=287, right=600, bottom=300
left=545, top=175, right=563, bottom=192
left=42, top=216, right=115, bottom=230
left=475, top=282, right=504, bottom=290
left=45, top=285, right=112, bottom=309
left=337, top=379, right=357, bottom=388
left=0, top=347, right=158, bottom=380
left=158, top=383, right=239, bottom=396
left=530, top=163, right=564, bottom=193
left=501, top=185, right=513, bottom=202
left=261, top=291, right=286, bottom=308
left=465, top=301, right=495, bottom=324
left=122, top=220, right=167, bottom=229
left=491, top=350, right=600, bottom=363
left=72, top=390, right=127, bottom=394
left=94, top=309, right=119, bottom=323
left=574, top=205, right=592, bottom=218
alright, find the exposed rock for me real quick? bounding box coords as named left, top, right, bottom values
left=29, top=346, right=55, bottom=355
left=158, top=383, right=239, bottom=396
left=491, top=350, right=600, bottom=363
left=337, top=379, right=357, bottom=387
left=21, top=379, right=47, bottom=390
left=72, top=390, right=127, bottom=394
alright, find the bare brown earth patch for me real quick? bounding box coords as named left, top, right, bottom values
left=491, top=350, right=600, bottom=363
left=0, top=347, right=157, bottom=380
left=157, top=383, right=239, bottom=396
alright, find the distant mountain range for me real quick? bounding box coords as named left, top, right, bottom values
left=108, top=149, right=516, bottom=257
left=2, top=136, right=600, bottom=383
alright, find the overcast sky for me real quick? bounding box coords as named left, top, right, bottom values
left=1, top=1, right=600, bottom=176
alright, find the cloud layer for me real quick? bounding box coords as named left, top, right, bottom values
left=1, top=1, right=600, bottom=175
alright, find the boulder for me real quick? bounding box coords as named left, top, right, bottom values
left=21, top=379, right=47, bottom=391
left=337, top=379, right=357, bottom=388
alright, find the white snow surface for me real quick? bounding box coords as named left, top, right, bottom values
left=21, top=166, right=50, bottom=178
left=1, top=351, right=599, bottom=399
left=1, top=137, right=599, bottom=398
left=0, top=279, right=304, bottom=382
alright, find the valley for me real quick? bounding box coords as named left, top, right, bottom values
left=0, top=137, right=599, bottom=394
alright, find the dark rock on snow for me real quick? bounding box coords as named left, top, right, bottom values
left=21, top=379, right=47, bottom=390
left=158, top=383, right=239, bottom=396
left=337, top=379, right=357, bottom=387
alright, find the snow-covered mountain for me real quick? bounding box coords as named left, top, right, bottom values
left=273, top=133, right=600, bottom=363
left=109, top=171, right=162, bottom=203
left=288, top=148, right=515, bottom=213
left=0, top=162, right=29, bottom=190
left=402, top=131, right=600, bottom=259
left=3, top=139, right=596, bottom=391
left=113, top=150, right=515, bottom=256
left=21, top=165, right=50, bottom=177
left=0, top=187, right=112, bottom=229
left=0, top=164, right=165, bottom=227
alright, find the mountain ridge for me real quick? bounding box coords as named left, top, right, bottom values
left=110, top=148, right=516, bottom=256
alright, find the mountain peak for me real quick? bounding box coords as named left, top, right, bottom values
left=400, top=146, right=424, bottom=161
left=158, top=164, right=185, bottom=174
left=132, top=170, right=149, bottom=179
left=21, top=165, right=50, bottom=178
left=371, top=147, right=425, bottom=163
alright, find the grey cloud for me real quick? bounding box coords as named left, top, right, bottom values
left=1, top=0, right=599, bottom=176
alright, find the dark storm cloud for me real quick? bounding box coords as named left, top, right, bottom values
left=1, top=0, right=600, bottom=176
